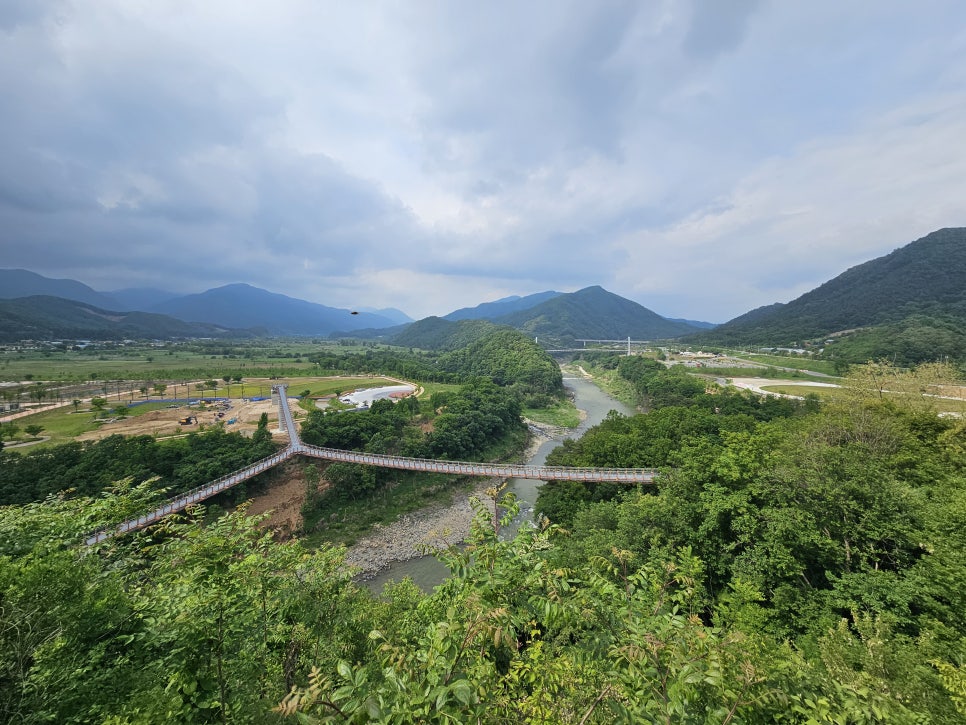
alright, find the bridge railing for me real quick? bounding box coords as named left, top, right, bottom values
left=297, top=443, right=657, bottom=483
left=85, top=447, right=296, bottom=545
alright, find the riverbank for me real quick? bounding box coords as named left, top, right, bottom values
left=343, top=430, right=550, bottom=577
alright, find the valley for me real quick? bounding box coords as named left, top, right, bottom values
left=2, top=229, right=966, bottom=722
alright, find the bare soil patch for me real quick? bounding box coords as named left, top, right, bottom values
left=244, top=463, right=312, bottom=539
left=76, top=398, right=286, bottom=442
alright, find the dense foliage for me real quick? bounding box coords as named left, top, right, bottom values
left=435, top=328, right=563, bottom=405
left=529, top=360, right=966, bottom=722
left=0, top=425, right=275, bottom=506
left=298, top=379, right=526, bottom=521
left=388, top=317, right=499, bottom=351
left=2, top=359, right=964, bottom=722
left=819, top=312, right=966, bottom=368
left=537, top=356, right=815, bottom=526
left=301, top=379, right=522, bottom=462
left=0, top=496, right=369, bottom=723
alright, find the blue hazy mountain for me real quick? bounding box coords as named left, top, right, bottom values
left=148, top=283, right=397, bottom=336
left=355, top=306, right=414, bottom=325
left=0, top=269, right=115, bottom=308
left=443, top=291, right=562, bottom=321
left=104, top=287, right=180, bottom=310
left=0, top=295, right=253, bottom=341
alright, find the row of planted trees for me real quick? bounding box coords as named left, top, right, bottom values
left=4, top=375, right=250, bottom=413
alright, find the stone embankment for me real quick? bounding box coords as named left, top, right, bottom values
left=344, top=429, right=553, bottom=578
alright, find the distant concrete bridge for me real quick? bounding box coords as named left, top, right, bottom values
left=86, top=385, right=657, bottom=545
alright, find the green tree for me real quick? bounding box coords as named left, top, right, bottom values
left=29, top=383, right=46, bottom=406
left=0, top=492, right=371, bottom=724
left=23, top=424, right=43, bottom=439
left=0, top=423, right=18, bottom=447
left=90, top=397, right=107, bottom=418
left=283, top=493, right=933, bottom=723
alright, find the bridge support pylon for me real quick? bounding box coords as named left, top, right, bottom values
left=271, top=385, right=284, bottom=433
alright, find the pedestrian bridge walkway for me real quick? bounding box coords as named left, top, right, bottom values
left=86, top=385, right=657, bottom=545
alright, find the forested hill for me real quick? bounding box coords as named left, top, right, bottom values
left=692, top=227, right=966, bottom=354
left=0, top=295, right=254, bottom=341
left=492, top=285, right=700, bottom=345
left=391, top=321, right=563, bottom=398
left=390, top=316, right=498, bottom=350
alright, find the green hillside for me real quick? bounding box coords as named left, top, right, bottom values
left=390, top=316, right=499, bottom=350
left=693, top=227, right=966, bottom=363
left=494, top=285, right=699, bottom=345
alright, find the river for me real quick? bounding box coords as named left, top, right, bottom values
left=364, top=371, right=636, bottom=592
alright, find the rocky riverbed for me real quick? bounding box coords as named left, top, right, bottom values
left=343, top=430, right=550, bottom=578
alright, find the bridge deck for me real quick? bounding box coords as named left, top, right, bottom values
left=85, top=385, right=657, bottom=544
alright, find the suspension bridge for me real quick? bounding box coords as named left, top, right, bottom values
left=86, top=385, right=658, bottom=545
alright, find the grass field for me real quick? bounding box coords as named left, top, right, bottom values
left=698, top=367, right=838, bottom=385
left=523, top=399, right=581, bottom=427
left=759, top=383, right=966, bottom=415
left=2, top=400, right=177, bottom=446
left=0, top=340, right=369, bottom=382
left=727, top=352, right=838, bottom=375
left=415, top=381, right=462, bottom=399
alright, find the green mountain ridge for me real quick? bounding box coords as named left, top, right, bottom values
left=493, top=285, right=700, bottom=344
left=390, top=317, right=499, bottom=350
left=691, top=227, right=966, bottom=363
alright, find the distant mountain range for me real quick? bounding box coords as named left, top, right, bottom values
left=350, top=286, right=706, bottom=348
left=0, top=269, right=115, bottom=309
left=148, top=284, right=398, bottom=336
left=0, top=272, right=401, bottom=338
left=0, top=270, right=707, bottom=343
left=0, top=296, right=251, bottom=342
left=5, top=227, right=964, bottom=364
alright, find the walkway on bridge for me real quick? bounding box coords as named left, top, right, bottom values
left=86, top=385, right=657, bottom=544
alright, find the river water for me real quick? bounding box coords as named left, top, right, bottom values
left=365, top=372, right=636, bottom=591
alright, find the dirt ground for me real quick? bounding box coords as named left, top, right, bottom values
left=76, top=397, right=292, bottom=443
left=244, top=462, right=311, bottom=538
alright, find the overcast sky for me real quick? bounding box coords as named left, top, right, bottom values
left=2, top=1, right=965, bottom=322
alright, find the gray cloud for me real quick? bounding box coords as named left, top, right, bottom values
left=683, top=0, right=762, bottom=60
left=1, top=1, right=965, bottom=321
